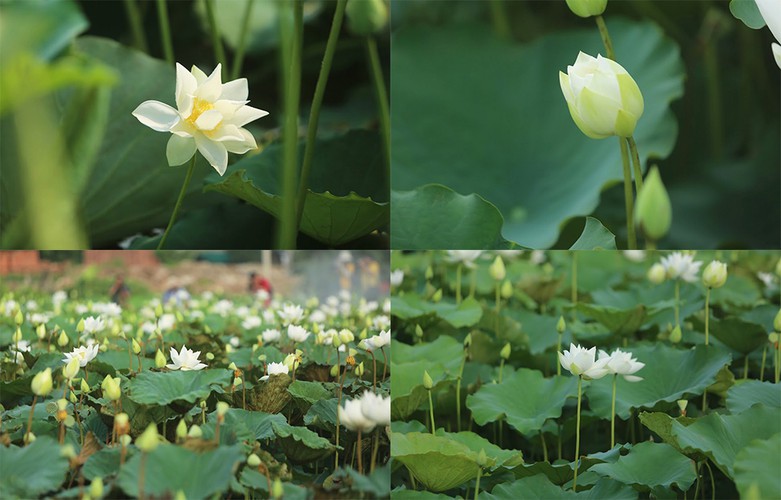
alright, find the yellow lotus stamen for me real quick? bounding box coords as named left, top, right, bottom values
left=186, top=97, right=214, bottom=126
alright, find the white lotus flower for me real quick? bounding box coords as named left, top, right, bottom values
left=82, top=316, right=105, bottom=335
left=598, top=348, right=644, bottom=382
left=242, top=315, right=262, bottom=330
left=755, top=0, right=781, bottom=68
left=262, top=328, right=281, bottom=343
left=660, top=252, right=702, bottom=283
left=260, top=362, right=289, bottom=381
left=559, top=52, right=644, bottom=139
left=62, top=344, right=100, bottom=367
left=558, top=343, right=610, bottom=380
left=339, top=398, right=377, bottom=432
left=390, top=269, right=404, bottom=287
left=364, top=330, right=390, bottom=351
left=702, top=260, right=728, bottom=289
left=359, top=391, right=390, bottom=426
left=278, top=304, right=304, bottom=325
left=166, top=345, right=207, bottom=371
left=446, top=250, right=483, bottom=268
left=287, top=324, right=310, bottom=343
left=132, top=63, right=268, bottom=175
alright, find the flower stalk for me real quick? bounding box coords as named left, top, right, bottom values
left=704, top=287, right=711, bottom=346
left=156, top=0, right=174, bottom=65
left=204, top=0, right=227, bottom=78
left=620, top=138, right=637, bottom=249
left=573, top=375, right=583, bottom=491
left=231, top=0, right=256, bottom=79
left=157, top=155, right=196, bottom=250
left=610, top=374, right=617, bottom=448
left=366, top=35, right=391, bottom=183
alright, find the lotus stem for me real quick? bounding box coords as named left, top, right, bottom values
left=489, top=0, right=511, bottom=40
left=495, top=282, right=501, bottom=334
left=25, top=395, right=38, bottom=445
left=123, top=0, right=148, bottom=53
left=571, top=252, right=578, bottom=322
left=158, top=155, right=196, bottom=249
left=357, top=430, right=363, bottom=474
left=381, top=346, right=388, bottom=382
left=704, top=287, right=711, bottom=346
left=456, top=264, right=463, bottom=304
left=371, top=351, right=377, bottom=391
left=674, top=280, right=681, bottom=328
left=427, top=388, right=436, bottom=435
left=231, top=0, right=255, bottom=79
left=366, top=35, right=391, bottom=184
left=204, top=0, right=227, bottom=77
left=611, top=374, right=617, bottom=449
left=627, top=136, right=644, bottom=194
left=619, top=137, right=637, bottom=250
left=556, top=331, right=563, bottom=376
left=595, top=15, right=614, bottom=60
left=540, top=430, right=549, bottom=462
left=156, top=0, right=174, bottom=65
left=457, top=349, right=467, bottom=432
left=370, top=428, right=380, bottom=474
left=138, top=452, right=147, bottom=500
left=474, top=466, right=483, bottom=500
left=573, top=375, right=583, bottom=491
left=469, top=267, right=477, bottom=299
left=704, top=459, right=716, bottom=500
left=760, top=345, right=767, bottom=381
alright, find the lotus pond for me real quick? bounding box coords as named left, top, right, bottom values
left=389, top=250, right=781, bottom=499
left=0, top=277, right=391, bottom=498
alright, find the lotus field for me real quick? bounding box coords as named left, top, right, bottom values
left=0, top=285, right=391, bottom=498
left=389, top=250, right=781, bottom=499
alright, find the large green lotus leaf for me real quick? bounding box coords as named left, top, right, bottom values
left=708, top=275, right=762, bottom=308
left=0, top=0, right=87, bottom=61
left=733, top=434, right=781, bottom=499
left=0, top=436, right=69, bottom=498
left=204, top=130, right=388, bottom=246
left=671, top=404, right=781, bottom=478
left=288, top=380, right=332, bottom=405
left=569, top=217, right=617, bottom=250
left=128, top=369, right=231, bottom=405
left=392, top=18, right=684, bottom=248
left=207, top=408, right=286, bottom=443
left=575, top=303, right=648, bottom=336
left=481, top=474, right=637, bottom=500
left=392, top=336, right=465, bottom=374
left=692, top=316, right=768, bottom=354
left=435, top=429, right=524, bottom=470
left=389, top=489, right=453, bottom=500
left=589, top=441, right=696, bottom=491
left=505, top=309, right=573, bottom=355
left=271, top=421, right=338, bottom=463
left=466, top=369, right=578, bottom=436
left=391, top=295, right=483, bottom=328
left=117, top=444, right=243, bottom=499
left=638, top=412, right=699, bottom=458
left=586, top=344, right=732, bottom=420
left=304, top=398, right=338, bottom=432
left=391, top=359, right=456, bottom=420
left=391, top=431, right=480, bottom=492
left=391, top=184, right=515, bottom=249
left=345, top=463, right=392, bottom=498
left=726, top=380, right=781, bottom=414
left=589, top=281, right=702, bottom=329
left=740, top=303, right=779, bottom=333
left=82, top=447, right=123, bottom=480
left=239, top=469, right=311, bottom=500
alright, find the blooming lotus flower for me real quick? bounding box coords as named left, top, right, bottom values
left=82, top=316, right=105, bottom=335
left=364, top=330, right=390, bottom=351
left=446, top=250, right=483, bottom=268
left=559, top=52, right=644, bottom=139
left=702, top=260, right=728, bottom=289
left=278, top=304, right=304, bottom=325
left=166, top=345, right=207, bottom=371
left=287, top=324, right=310, bottom=343
left=132, top=63, right=268, bottom=175
left=598, top=348, right=644, bottom=382
left=755, top=0, right=781, bottom=68
left=261, top=328, right=281, bottom=343
left=359, top=391, right=390, bottom=426
left=390, top=269, right=404, bottom=287
left=338, top=398, right=376, bottom=432
left=565, top=0, right=607, bottom=18
left=260, top=361, right=289, bottom=381
left=558, top=343, right=610, bottom=380
left=63, top=344, right=99, bottom=367
left=661, top=252, right=702, bottom=283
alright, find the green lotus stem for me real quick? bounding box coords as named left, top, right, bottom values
left=703, top=42, right=723, bottom=161
left=674, top=280, right=681, bottom=327
left=744, top=356, right=750, bottom=379
left=556, top=331, right=563, bottom=376
left=127, top=338, right=134, bottom=372
left=573, top=375, right=583, bottom=491
left=357, top=430, right=363, bottom=474
left=702, top=389, right=708, bottom=413
left=366, top=35, right=390, bottom=183
left=540, top=430, right=549, bottom=462
left=295, top=0, right=347, bottom=229
left=335, top=347, right=342, bottom=470
left=469, top=267, right=477, bottom=299
left=704, top=459, right=716, bottom=500
left=704, top=287, right=711, bottom=346
left=381, top=346, right=388, bottom=382
left=204, top=0, right=227, bottom=77
left=370, top=429, right=380, bottom=473
left=427, top=388, right=436, bottom=435
left=231, top=0, right=256, bottom=79
left=495, top=282, right=501, bottom=334
left=456, top=264, right=463, bottom=304
left=489, top=0, right=511, bottom=40
left=277, top=0, right=303, bottom=248
left=610, top=374, right=617, bottom=449
left=456, top=351, right=467, bottom=432
left=557, top=423, right=562, bottom=460
left=25, top=395, right=38, bottom=446
left=775, top=341, right=780, bottom=384
left=627, top=137, right=644, bottom=194
left=474, top=467, right=483, bottom=500
left=123, top=0, right=148, bottom=53
left=595, top=16, right=614, bottom=59
left=157, top=155, right=196, bottom=249
left=693, top=462, right=702, bottom=500
left=371, top=350, right=377, bottom=390
left=156, top=0, right=174, bottom=65
left=619, top=138, right=637, bottom=250
left=571, top=252, right=578, bottom=322
left=760, top=346, right=767, bottom=380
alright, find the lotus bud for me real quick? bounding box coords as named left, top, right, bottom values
left=199, top=400, right=207, bottom=409
left=560, top=52, right=644, bottom=138
left=415, top=324, right=424, bottom=338
left=14, top=310, right=23, bottom=325
left=670, top=325, right=682, bottom=344
left=773, top=310, right=781, bottom=333
left=132, top=339, right=143, bottom=355
left=60, top=443, right=77, bottom=459
left=24, top=432, right=36, bottom=444
left=339, top=329, right=355, bottom=344
left=247, top=453, right=261, bottom=467
left=57, top=331, right=69, bottom=347
left=233, top=377, right=242, bottom=387
left=206, top=352, right=215, bottom=361
left=136, top=423, right=159, bottom=452
left=90, top=477, right=104, bottom=499
left=500, top=343, right=511, bottom=360
left=565, top=0, right=607, bottom=18
left=258, top=354, right=266, bottom=362
left=647, top=263, right=666, bottom=284
left=776, top=258, right=781, bottom=277
left=463, top=332, right=472, bottom=347
left=330, top=364, right=340, bottom=377
left=359, top=328, right=368, bottom=340
left=115, top=412, right=129, bottom=432
left=12, top=327, right=22, bottom=343
left=425, top=265, right=434, bottom=281
left=36, top=323, right=46, bottom=340
left=81, top=378, right=90, bottom=393
left=31, top=368, right=53, bottom=396
left=176, top=311, right=184, bottom=323
left=105, top=377, right=121, bottom=401
left=702, top=261, right=728, bottom=289
left=635, top=167, right=672, bottom=241
left=69, top=391, right=78, bottom=403
left=77, top=318, right=85, bottom=333
left=119, top=434, right=132, bottom=447
left=155, top=303, right=164, bottom=318
left=228, top=362, right=238, bottom=371
left=155, top=349, right=166, bottom=368
left=500, top=280, right=513, bottom=299
left=188, top=424, right=203, bottom=438
left=355, top=361, right=365, bottom=377
left=99, top=342, right=108, bottom=353
left=216, top=401, right=230, bottom=417
left=225, top=344, right=234, bottom=353
left=677, top=399, right=688, bottom=416
left=423, top=370, right=433, bottom=390
left=431, top=288, right=443, bottom=303
left=63, top=357, right=80, bottom=380
left=333, top=334, right=342, bottom=348
left=346, top=0, right=388, bottom=36
left=111, top=324, right=121, bottom=336
left=489, top=256, right=506, bottom=281
left=272, top=478, right=284, bottom=499
left=477, top=448, right=488, bottom=467
left=557, top=316, right=566, bottom=334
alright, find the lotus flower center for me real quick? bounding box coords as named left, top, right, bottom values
left=187, top=97, right=214, bottom=126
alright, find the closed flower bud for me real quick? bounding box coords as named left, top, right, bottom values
left=69, top=391, right=78, bottom=403
left=355, top=361, right=365, bottom=377
left=155, top=303, right=164, bottom=318
left=425, top=266, right=434, bottom=281
left=60, top=443, right=77, bottom=459
left=565, top=0, right=608, bottom=18
left=500, top=280, right=513, bottom=299
left=155, top=349, right=166, bottom=368
left=24, top=432, right=36, bottom=444
left=477, top=448, right=488, bottom=467
left=333, top=334, right=342, bottom=347
left=228, top=362, right=238, bottom=371
left=119, top=434, right=132, bottom=447
left=233, top=376, right=242, bottom=387
left=677, top=399, right=688, bottom=415
left=339, top=329, right=354, bottom=344
left=115, top=412, right=129, bottom=432
left=557, top=316, right=566, bottom=334
left=272, top=478, right=284, bottom=499
left=188, top=424, right=203, bottom=438
left=330, top=364, right=340, bottom=377
left=489, top=256, right=506, bottom=281
left=81, top=378, right=90, bottom=393
left=63, top=357, right=80, bottom=380
left=560, top=52, right=644, bottom=138
left=423, top=370, right=433, bottom=390
left=463, top=332, right=472, bottom=347
left=105, top=377, right=121, bottom=401
left=136, top=423, right=159, bottom=452
left=36, top=324, right=46, bottom=340
left=200, top=400, right=207, bottom=408
left=206, top=352, right=215, bottom=361
left=247, top=453, right=261, bottom=467
left=216, top=401, right=230, bottom=417
left=635, top=167, right=672, bottom=241
left=346, top=0, right=388, bottom=36
left=90, top=477, right=104, bottom=499
left=647, top=263, right=666, bottom=284
left=14, top=310, right=23, bottom=325
left=31, top=368, right=53, bottom=396
left=57, top=331, right=69, bottom=347
left=176, top=419, right=188, bottom=440
left=500, top=343, right=511, bottom=360
left=77, top=318, right=85, bottom=333
left=702, top=261, right=728, bottom=289
left=431, top=288, right=443, bottom=303
left=131, top=338, right=141, bottom=354
left=415, top=324, right=424, bottom=338
left=670, top=325, right=682, bottom=344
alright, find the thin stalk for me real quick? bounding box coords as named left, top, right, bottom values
left=427, top=389, right=436, bottom=434
left=557, top=423, right=562, bottom=460
left=204, top=0, right=227, bottom=77
left=627, top=137, right=644, bottom=193
left=25, top=395, right=38, bottom=445
left=775, top=342, right=780, bottom=384
left=556, top=332, right=563, bottom=376
left=157, top=155, right=196, bottom=249
left=540, top=431, right=549, bottom=462
left=595, top=16, right=615, bottom=59
left=474, top=467, right=483, bottom=500
left=138, top=452, right=147, bottom=500
left=619, top=138, right=637, bottom=249
left=366, top=36, right=390, bottom=184
left=381, top=346, right=388, bottom=382
left=495, top=282, right=501, bottom=334
left=489, top=0, right=511, bottom=40
left=744, top=356, right=749, bottom=379
left=295, top=0, right=347, bottom=228
left=693, top=462, right=702, bottom=500
left=371, top=351, right=377, bottom=390
left=231, top=0, right=256, bottom=79
left=704, top=287, right=711, bottom=346
left=123, top=0, right=148, bottom=53
left=469, top=268, right=477, bottom=298
left=357, top=430, right=363, bottom=474
left=674, top=280, right=681, bottom=327
left=703, top=42, right=724, bottom=160
left=370, top=429, right=380, bottom=473
left=573, top=376, right=583, bottom=491
left=456, top=264, right=463, bottom=304
left=760, top=346, right=767, bottom=380
left=704, top=460, right=716, bottom=500
left=456, top=351, right=467, bottom=431
left=277, top=0, right=303, bottom=248
left=610, top=374, right=617, bottom=448
left=156, top=0, right=174, bottom=65
left=571, top=253, right=578, bottom=322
